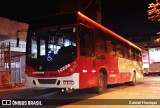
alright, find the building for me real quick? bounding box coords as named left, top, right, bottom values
left=0, top=17, right=28, bottom=88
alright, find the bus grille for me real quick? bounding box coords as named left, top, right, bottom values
left=38, top=79, right=57, bottom=84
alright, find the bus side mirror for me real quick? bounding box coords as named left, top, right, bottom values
left=16, top=38, right=19, bottom=47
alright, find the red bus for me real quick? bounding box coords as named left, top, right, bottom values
left=25, top=12, right=143, bottom=93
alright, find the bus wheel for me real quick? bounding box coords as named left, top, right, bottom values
left=94, top=72, right=107, bottom=93
left=129, top=72, right=136, bottom=86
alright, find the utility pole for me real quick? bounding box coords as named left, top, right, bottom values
left=59, top=0, right=102, bottom=24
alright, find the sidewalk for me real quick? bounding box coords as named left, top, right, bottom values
left=0, top=86, right=31, bottom=92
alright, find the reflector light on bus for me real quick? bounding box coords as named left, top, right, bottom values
left=82, top=70, right=87, bottom=73
left=110, top=74, right=116, bottom=77
left=92, top=70, right=96, bottom=73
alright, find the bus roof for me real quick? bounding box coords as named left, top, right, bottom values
left=77, top=12, right=142, bottom=51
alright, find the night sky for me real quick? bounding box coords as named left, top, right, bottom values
left=0, top=0, right=159, bottom=39
left=102, top=0, right=160, bottom=38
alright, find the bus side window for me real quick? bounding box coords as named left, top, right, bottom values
left=79, top=25, right=95, bottom=57
left=115, top=40, right=124, bottom=57
left=139, top=51, right=142, bottom=63
left=124, top=44, right=130, bottom=59
left=135, top=50, right=141, bottom=62
left=129, top=47, right=132, bottom=59
left=31, top=36, right=38, bottom=58
left=130, top=47, right=135, bottom=60
left=95, top=28, right=106, bottom=52
left=139, top=51, right=142, bottom=62
left=106, top=34, right=115, bottom=55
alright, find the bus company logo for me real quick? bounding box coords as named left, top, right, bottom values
left=1, top=100, right=42, bottom=106
left=63, top=80, right=74, bottom=85
left=2, top=100, right=11, bottom=105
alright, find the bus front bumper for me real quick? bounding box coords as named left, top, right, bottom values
left=25, top=73, right=79, bottom=89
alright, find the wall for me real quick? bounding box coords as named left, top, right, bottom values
left=0, top=17, right=28, bottom=41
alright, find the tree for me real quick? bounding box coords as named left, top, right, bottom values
left=148, top=0, right=160, bottom=21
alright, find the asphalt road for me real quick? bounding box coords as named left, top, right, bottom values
left=0, top=76, right=160, bottom=108
left=59, top=76, right=160, bottom=108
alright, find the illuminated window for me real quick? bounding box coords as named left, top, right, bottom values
left=40, top=38, right=45, bottom=56
left=31, top=36, right=37, bottom=58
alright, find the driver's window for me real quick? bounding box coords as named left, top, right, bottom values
left=79, top=25, right=95, bottom=57
left=31, top=36, right=37, bottom=58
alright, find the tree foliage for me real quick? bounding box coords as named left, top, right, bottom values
left=148, top=0, right=160, bottom=21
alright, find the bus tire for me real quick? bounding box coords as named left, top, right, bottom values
left=129, top=72, right=136, bottom=86
left=93, top=72, right=107, bottom=93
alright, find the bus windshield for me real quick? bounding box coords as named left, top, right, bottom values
left=26, top=26, right=77, bottom=71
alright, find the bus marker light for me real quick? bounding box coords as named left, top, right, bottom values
left=92, top=70, right=96, bottom=73
left=110, top=74, right=116, bottom=77
left=82, top=70, right=87, bottom=73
